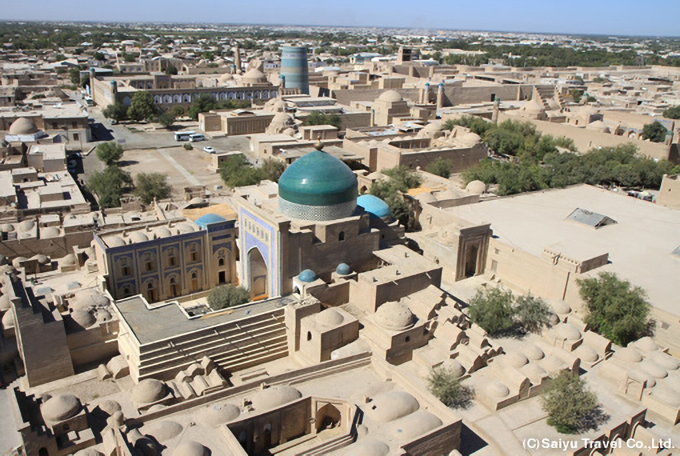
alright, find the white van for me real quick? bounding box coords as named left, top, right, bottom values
left=189, top=134, right=206, bottom=142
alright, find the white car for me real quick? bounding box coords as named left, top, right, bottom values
left=203, top=146, right=216, bottom=154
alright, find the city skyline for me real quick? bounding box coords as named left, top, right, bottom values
left=2, top=0, right=679, bottom=37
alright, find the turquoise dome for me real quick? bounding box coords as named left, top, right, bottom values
left=278, top=150, right=358, bottom=207
left=336, top=263, right=351, bottom=275
left=357, top=194, right=391, bottom=219
left=298, top=269, right=317, bottom=283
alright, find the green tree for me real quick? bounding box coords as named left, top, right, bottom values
left=127, top=91, right=156, bottom=122
left=578, top=272, right=653, bottom=346
left=207, top=284, right=250, bottom=310
left=260, top=158, right=286, bottom=182
left=102, top=103, right=128, bottom=122
left=134, top=172, right=172, bottom=204
left=569, top=89, right=582, bottom=103
left=96, top=142, right=124, bottom=166
left=93, top=51, right=106, bottom=61
left=164, top=64, right=178, bottom=75
left=425, top=157, right=453, bottom=178
left=382, top=166, right=421, bottom=191
left=467, top=287, right=515, bottom=335
left=427, top=367, right=473, bottom=408
left=80, top=73, right=90, bottom=89
left=642, top=121, right=667, bottom=143
left=219, top=154, right=262, bottom=188
left=188, top=93, right=218, bottom=120
left=87, top=166, right=132, bottom=209
left=541, top=372, right=599, bottom=434
left=304, top=112, right=342, bottom=130
left=663, top=106, right=680, bottom=119
left=158, top=111, right=176, bottom=129
left=514, top=294, right=551, bottom=334
left=69, top=67, right=81, bottom=85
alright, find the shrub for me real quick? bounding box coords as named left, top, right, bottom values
left=183, top=143, right=193, bottom=150
left=207, top=285, right=250, bottom=310
left=541, top=372, right=599, bottom=434
left=427, top=367, right=473, bottom=409
left=96, top=142, right=124, bottom=166
left=467, top=287, right=515, bottom=335
left=425, top=157, right=453, bottom=178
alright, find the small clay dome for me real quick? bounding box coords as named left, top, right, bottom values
left=282, top=127, right=296, bottom=137
left=635, top=337, right=658, bottom=352
left=42, top=394, right=81, bottom=422
left=628, top=369, right=656, bottom=388
left=71, top=309, right=96, bottom=329
left=188, top=197, right=206, bottom=206
left=18, top=220, right=35, bottom=232
left=242, top=68, right=267, bottom=83
left=98, top=400, right=122, bottom=416
left=61, top=254, right=77, bottom=266
left=542, top=356, right=566, bottom=372
left=388, top=410, right=442, bottom=441
left=0, top=294, right=10, bottom=311
left=375, top=301, right=414, bottom=331
left=9, top=117, right=39, bottom=135
left=129, top=231, right=149, bottom=243
left=107, top=236, right=127, bottom=247
left=73, top=289, right=109, bottom=311
left=639, top=360, right=667, bottom=379
left=343, top=439, right=390, bottom=456
left=651, top=386, right=680, bottom=407
left=41, top=226, right=61, bottom=238
left=524, top=345, right=545, bottom=360
left=132, top=379, right=167, bottom=404
left=74, top=449, right=103, bottom=456
left=1, top=223, right=15, bottom=232
left=316, top=308, right=344, bottom=328
left=197, top=403, right=240, bottom=427
left=617, top=346, right=643, bottom=363
left=440, top=359, right=465, bottom=378
left=651, top=352, right=680, bottom=370
left=552, top=301, right=571, bottom=314
left=459, top=132, right=482, bottom=147
left=336, top=263, right=351, bottom=275
left=377, top=90, right=403, bottom=103
left=154, top=226, right=173, bottom=239
left=176, top=223, right=195, bottom=234
left=415, top=192, right=437, bottom=204
left=298, top=269, right=317, bottom=283
left=506, top=352, right=528, bottom=368
left=522, top=363, right=547, bottom=382
left=574, top=345, right=598, bottom=363
left=465, top=180, right=486, bottom=195
left=33, top=254, right=49, bottom=265
left=144, top=421, right=184, bottom=441
left=365, top=391, right=419, bottom=423
left=251, top=385, right=302, bottom=411
left=12, top=257, right=27, bottom=269
left=556, top=323, right=581, bottom=341
left=486, top=381, right=510, bottom=398
left=2, top=310, right=15, bottom=329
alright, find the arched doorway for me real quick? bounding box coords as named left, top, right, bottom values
left=248, top=248, right=268, bottom=299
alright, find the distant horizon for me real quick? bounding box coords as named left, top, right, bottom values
left=1, top=0, right=679, bottom=38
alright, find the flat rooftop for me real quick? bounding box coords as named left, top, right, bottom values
left=445, top=184, right=680, bottom=316
left=114, top=295, right=297, bottom=345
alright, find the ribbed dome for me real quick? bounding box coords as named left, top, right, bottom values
left=278, top=149, right=358, bottom=221
left=316, top=308, right=344, bottom=328
left=9, top=117, right=39, bottom=135
left=42, top=394, right=81, bottom=422
left=357, top=194, right=390, bottom=219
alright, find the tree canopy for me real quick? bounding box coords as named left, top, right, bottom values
left=102, top=103, right=128, bottom=122
left=207, top=285, right=250, bottom=310
left=467, top=287, right=551, bottom=336
left=96, top=142, right=124, bottom=166
left=541, top=372, right=600, bottom=434
left=642, top=121, right=667, bottom=143
left=427, top=366, right=473, bottom=409
left=158, top=111, right=176, bottom=129
left=369, top=166, right=421, bottom=226
left=127, top=91, right=156, bottom=122
left=218, top=155, right=286, bottom=188
left=425, top=157, right=453, bottom=178
left=304, top=112, right=342, bottom=130
left=188, top=93, right=251, bottom=120
left=134, top=172, right=172, bottom=204
left=578, top=272, right=653, bottom=346
left=87, top=165, right=132, bottom=209
left=663, top=105, right=680, bottom=119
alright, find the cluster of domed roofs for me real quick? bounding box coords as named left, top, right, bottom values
left=104, top=222, right=200, bottom=247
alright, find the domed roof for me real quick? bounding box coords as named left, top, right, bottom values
left=365, top=391, right=419, bottom=423
left=387, top=410, right=442, bottom=441
left=555, top=323, right=580, bottom=341
left=552, top=301, right=571, bottom=315
left=251, top=385, right=302, bottom=411
left=153, top=226, right=173, bottom=239
left=195, top=213, right=226, bottom=229
left=42, top=394, right=81, bottom=422
left=298, top=269, right=317, bottom=283
left=98, top=399, right=122, bottom=415
left=357, top=194, right=390, bottom=219
left=71, top=309, right=96, bottom=329
left=575, top=345, right=598, bottom=363
left=282, top=127, right=296, bottom=137
left=132, top=379, right=167, bottom=404
left=41, top=226, right=61, bottom=238
left=197, top=403, right=240, bottom=427
left=336, top=263, right=351, bottom=275
left=243, top=68, right=266, bottom=82
left=107, top=236, right=127, bottom=247
left=12, top=257, right=27, bottom=269
left=639, top=360, right=667, bottom=379
left=173, top=442, right=208, bottom=456
left=522, top=99, right=545, bottom=114
left=635, top=336, right=658, bottom=352
left=0, top=294, right=11, bottom=311
left=188, top=197, right=206, bottom=206
left=651, top=386, right=680, bottom=407
left=524, top=345, right=545, bottom=360
left=316, top=308, right=344, bottom=328
left=74, top=449, right=102, bottom=456
left=72, top=289, right=109, bottom=311
left=343, top=439, right=389, bottom=456
left=9, top=117, right=39, bottom=135
left=375, top=301, right=414, bottom=331
left=33, top=254, right=49, bottom=265
left=617, top=346, right=642, bottom=363
left=651, top=352, right=680, bottom=370
left=459, top=132, right=482, bottom=146
left=2, top=309, right=14, bottom=329
left=378, top=90, right=403, bottom=103
left=440, top=359, right=465, bottom=378
left=144, top=421, right=183, bottom=441
left=278, top=149, right=358, bottom=210
left=60, top=254, right=76, bottom=267
left=129, top=231, right=149, bottom=243
left=0, top=223, right=14, bottom=232
left=465, top=180, right=486, bottom=194
left=628, top=369, right=656, bottom=387
left=521, top=363, right=547, bottom=382
left=486, top=381, right=510, bottom=398
left=176, top=223, right=196, bottom=234
left=506, top=352, right=528, bottom=368
left=18, top=220, right=35, bottom=232
left=219, top=73, right=234, bottom=82
left=415, top=192, right=437, bottom=203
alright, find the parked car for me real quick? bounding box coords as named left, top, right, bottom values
left=203, top=146, right=216, bottom=154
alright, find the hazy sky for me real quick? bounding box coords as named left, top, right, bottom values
left=2, top=0, right=679, bottom=37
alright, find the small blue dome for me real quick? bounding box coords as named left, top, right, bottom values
left=298, top=269, right=317, bottom=283
left=336, top=263, right=351, bottom=275
left=194, top=213, right=226, bottom=229
left=357, top=194, right=391, bottom=219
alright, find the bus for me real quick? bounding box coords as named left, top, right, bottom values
left=174, top=131, right=195, bottom=141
